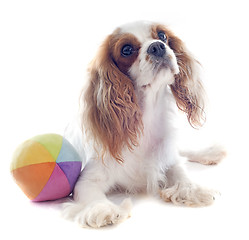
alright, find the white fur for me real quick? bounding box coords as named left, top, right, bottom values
left=62, top=21, right=220, bottom=228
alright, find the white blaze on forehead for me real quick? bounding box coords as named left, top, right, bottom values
left=119, top=21, right=152, bottom=43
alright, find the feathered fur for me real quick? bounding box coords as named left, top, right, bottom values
left=63, top=21, right=226, bottom=228
left=82, top=34, right=143, bottom=162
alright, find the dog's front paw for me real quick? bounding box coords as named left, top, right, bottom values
left=160, top=182, right=216, bottom=207
left=75, top=198, right=132, bottom=228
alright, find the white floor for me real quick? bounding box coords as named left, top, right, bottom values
left=4, top=150, right=248, bottom=240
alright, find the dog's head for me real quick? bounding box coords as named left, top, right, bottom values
left=83, top=21, right=205, bottom=162
left=112, top=22, right=179, bottom=88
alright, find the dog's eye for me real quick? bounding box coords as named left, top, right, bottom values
left=158, top=31, right=167, bottom=42
left=121, top=45, right=134, bottom=57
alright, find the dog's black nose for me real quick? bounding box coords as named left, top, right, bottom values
left=147, top=42, right=166, bottom=58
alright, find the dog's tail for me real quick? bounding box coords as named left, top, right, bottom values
left=180, top=145, right=227, bottom=165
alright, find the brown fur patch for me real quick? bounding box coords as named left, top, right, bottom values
left=151, top=24, right=206, bottom=128
left=151, top=24, right=169, bottom=44
left=82, top=32, right=143, bottom=163
left=111, top=32, right=141, bottom=76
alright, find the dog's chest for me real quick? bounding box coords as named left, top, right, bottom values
left=139, top=86, right=171, bottom=151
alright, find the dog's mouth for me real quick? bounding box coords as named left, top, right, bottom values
left=146, top=41, right=179, bottom=76
left=151, top=55, right=179, bottom=75
left=139, top=55, right=179, bottom=89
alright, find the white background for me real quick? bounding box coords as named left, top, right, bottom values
left=1, top=0, right=249, bottom=239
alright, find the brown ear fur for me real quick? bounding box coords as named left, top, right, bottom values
left=168, top=34, right=206, bottom=128
left=82, top=35, right=143, bottom=162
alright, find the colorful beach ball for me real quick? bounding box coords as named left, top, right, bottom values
left=10, top=134, right=82, bottom=201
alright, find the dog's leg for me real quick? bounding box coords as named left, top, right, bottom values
left=62, top=165, right=132, bottom=228
left=180, top=145, right=227, bottom=165
left=160, top=163, right=215, bottom=207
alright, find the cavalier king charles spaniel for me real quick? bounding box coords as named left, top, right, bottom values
left=63, top=21, right=226, bottom=228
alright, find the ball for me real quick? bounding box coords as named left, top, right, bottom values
left=11, top=134, right=82, bottom=202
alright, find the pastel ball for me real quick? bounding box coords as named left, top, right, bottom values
left=10, top=134, right=82, bottom=202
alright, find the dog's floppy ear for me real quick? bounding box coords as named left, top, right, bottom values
left=82, top=35, right=143, bottom=163
left=168, top=33, right=206, bottom=128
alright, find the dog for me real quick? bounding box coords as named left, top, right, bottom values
left=63, top=21, right=226, bottom=228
